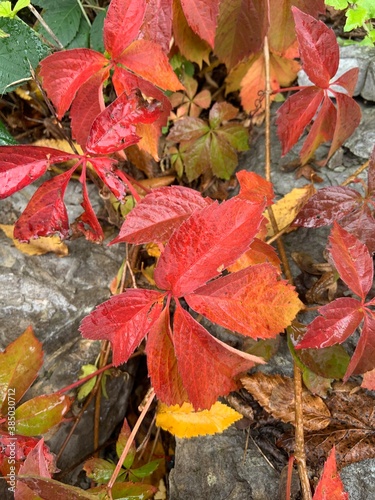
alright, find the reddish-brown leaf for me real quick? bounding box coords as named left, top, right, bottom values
left=79, top=290, right=165, bottom=365
left=70, top=67, right=109, bottom=150
left=14, top=168, right=76, bottom=242
left=140, top=0, right=173, bottom=53
left=0, top=146, right=76, bottom=199
left=276, top=87, right=324, bottom=156
left=180, top=0, right=219, bottom=47
left=90, top=157, right=127, bottom=201
left=111, top=185, right=211, bottom=245
left=86, top=91, right=162, bottom=154
left=332, top=67, right=359, bottom=96
left=146, top=307, right=189, bottom=406
left=292, top=7, right=338, bottom=88
left=214, top=0, right=268, bottom=69
left=296, top=298, right=364, bottom=349
left=154, top=197, right=266, bottom=297
left=117, top=39, right=184, bottom=91
left=103, top=0, right=146, bottom=59
left=345, top=311, right=375, bottom=378
left=329, top=222, right=373, bottom=300
left=312, top=447, right=348, bottom=500
left=173, top=302, right=264, bottom=410
left=293, top=186, right=363, bottom=228
left=186, top=264, right=302, bottom=339
left=236, top=170, right=275, bottom=206
left=39, top=49, right=107, bottom=119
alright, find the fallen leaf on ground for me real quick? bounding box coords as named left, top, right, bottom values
left=241, top=372, right=331, bottom=431
left=0, top=224, right=68, bottom=256
left=155, top=401, right=242, bottom=438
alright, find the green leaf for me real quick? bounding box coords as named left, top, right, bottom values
left=0, top=326, right=43, bottom=414
left=13, top=0, right=30, bottom=15
left=325, top=0, right=349, bottom=9
left=209, top=102, right=239, bottom=129
left=77, top=364, right=97, bottom=401
left=209, top=132, right=238, bottom=180
left=0, top=2, right=13, bottom=18
left=116, top=419, right=136, bottom=469
left=358, top=0, right=375, bottom=17
left=128, top=459, right=161, bottom=481
left=345, top=5, right=368, bottom=31
left=217, top=124, right=249, bottom=151
left=90, top=8, right=105, bottom=53
left=65, top=13, right=90, bottom=49
left=37, top=0, right=82, bottom=47
left=84, top=457, right=116, bottom=484
left=0, top=17, right=50, bottom=93
left=182, top=134, right=210, bottom=181
left=0, top=119, right=16, bottom=144
left=15, top=394, right=70, bottom=435
left=90, top=481, right=157, bottom=500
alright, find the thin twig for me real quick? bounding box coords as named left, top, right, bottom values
left=76, top=0, right=92, bottom=26
left=341, top=159, right=370, bottom=187
left=93, top=341, right=111, bottom=457
left=28, top=4, right=64, bottom=49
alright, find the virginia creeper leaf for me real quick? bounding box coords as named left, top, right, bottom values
left=0, top=326, right=43, bottom=415
left=39, top=49, right=108, bottom=119
left=146, top=307, right=189, bottom=406
left=329, top=222, right=373, bottom=300
left=333, top=67, right=360, bottom=96
left=296, top=298, right=364, bottom=349
left=79, top=290, right=165, bottom=366
left=156, top=401, right=242, bottom=438
left=186, top=264, right=302, bottom=339
left=90, top=157, right=127, bottom=201
left=345, top=311, right=375, bottom=378
left=14, top=394, right=71, bottom=436
left=103, top=0, right=146, bottom=59
left=111, top=185, right=211, bottom=245
left=0, top=145, right=75, bottom=198
left=140, top=0, right=173, bottom=54
left=116, top=419, right=136, bottom=469
left=154, top=197, right=266, bottom=297
left=86, top=90, right=162, bottom=154
left=173, top=302, right=264, bottom=410
left=17, top=476, right=97, bottom=499
left=90, top=482, right=157, bottom=499
left=214, top=0, right=268, bottom=69
left=237, top=170, right=274, bottom=206
left=14, top=167, right=76, bottom=242
left=180, top=0, right=219, bottom=47
left=292, top=7, right=339, bottom=88
left=83, top=458, right=116, bottom=484
left=70, top=66, right=108, bottom=149
left=312, top=447, right=348, bottom=500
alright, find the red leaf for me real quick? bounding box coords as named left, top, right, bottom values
left=72, top=169, right=104, bottom=243
left=140, top=0, right=173, bottom=54
left=154, top=197, right=266, bottom=297
left=116, top=40, right=184, bottom=91
left=296, top=298, right=364, bottom=349
left=90, top=157, right=127, bottom=201
left=146, top=307, right=189, bottom=406
left=18, top=438, right=55, bottom=478
left=173, top=302, right=264, bottom=410
left=332, top=67, right=359, bottom=96
left=0, top=146, right=76, bottom=199
left=276, top=87, right=324, bottom=156
left=312, top=447, right=348, bottom=500
left=329, top=222, right=373, bottom=300
left=180, top=0, right=219, bottom=47
left=367, top=145, right=375, bottom=194
left=214, top=0, right=269, bottom=69
left=185, top=264, right=302, bottom=338
left=292, top=7, right=339, bottom=88
left=327, top=92, right=361, bottom=162
left=236, top=170, right=275, bottom=206
left=103, top=0, right=146, bottom=59
left=39, top=49, right=107, bottom=119
left=111, top=186, right=211, bottom=245
left=13, top=168, right=76, bottom=242
left=299, top=94, right=337, bottom=164
left=293, top=186, right=363, bottom=228
left=344, top=311, right=375, bottom=378
left=86, top=90, right=162, bottom=154
left=70, top=67, right=109, bottom=150
left=79, top=290, right=165, bottom=365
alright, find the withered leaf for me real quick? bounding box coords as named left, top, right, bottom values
left=279, top=383, right=375, bottom=469
left=241, top=372, right=331, bottom=431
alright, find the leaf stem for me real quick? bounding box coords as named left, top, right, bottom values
left=341, top=159, right=370, bottom=187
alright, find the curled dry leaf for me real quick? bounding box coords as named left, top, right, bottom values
left=0, top=224, right=68, bottom=257
left=241, top=372, right=331, bottom=431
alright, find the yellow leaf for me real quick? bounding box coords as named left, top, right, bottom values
left=265, top=184, right=316, bottom=237
left=0, top=224, right=68, bottom=257
left=146, top=243, right=161, bottom=258
left=33, top=138, right=83, bottom=155
left=156, top=401, right=242, bottom=438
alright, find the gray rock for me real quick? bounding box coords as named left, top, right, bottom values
left=169, top=427, right=280, bottom=500
left=345, top=106, right=375, bottom=159
left=341, top=459, right=375, bottom=500
left=361, top=59, right=375, bottom=101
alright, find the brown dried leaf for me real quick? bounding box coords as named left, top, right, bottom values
left=279, top=383, right=375, bottom=469
left=241, top=372, right=331, bottom=431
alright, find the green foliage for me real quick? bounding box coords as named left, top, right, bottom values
left=0, top=120, right=16, bottom=145
left=326, top=0, right=375, bottom=45
left=0, top=0, right=30, bottom=19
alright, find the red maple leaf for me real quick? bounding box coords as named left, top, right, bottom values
left=276, top=7, right=361, bottom=165
left=313, top=447, right=348, bottom=500
left=293, top=146, right=375, bottom=252
left=39, top=0, right=183, bottom=153
left=80, top=171, right=302, bottom=409
left=296, top=222, right=375, bottom=379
